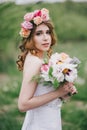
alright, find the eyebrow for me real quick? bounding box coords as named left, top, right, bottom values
left=35, top=29, right=50, bottom=33
left=35, top=30, right=42, bottom=33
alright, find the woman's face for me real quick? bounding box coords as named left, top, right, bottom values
left=33, top=23, right=52, bottom=53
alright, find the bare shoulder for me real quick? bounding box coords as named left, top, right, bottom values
left=24, top=53, right=43, bottom=68
left=23, top=53, right=43, bottom=74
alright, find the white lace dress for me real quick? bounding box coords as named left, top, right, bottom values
left=21, top=84, right=62, bottom=130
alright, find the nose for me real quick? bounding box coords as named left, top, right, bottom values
left=43, top=34, right=48, bottom=40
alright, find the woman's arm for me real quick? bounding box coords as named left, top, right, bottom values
left=18, top=55, right=75, bottom=112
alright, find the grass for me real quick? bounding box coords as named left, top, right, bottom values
left=62, top=101, right=87, bottom=130
left=54, top=41, right=87, bottom=130
left=0, top=2, right=87, bottom=130
left=0, top=41, right=87, bottom=130
left=0, top=75, right=24, bottom=130
left=0, top=2, right=87, bottom=74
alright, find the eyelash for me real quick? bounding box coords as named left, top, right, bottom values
left=36, top=32, right=41, bottom=36
left=36, top=31, right=51, bottom=36
left=47, top=30, right=51, bottom=34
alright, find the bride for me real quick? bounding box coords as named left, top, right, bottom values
left=16, top=8, right=77, bottom=130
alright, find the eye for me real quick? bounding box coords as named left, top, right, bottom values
left=46, top=30, right=51, bottom=34
left=35, top=31, right=42, bottom=36
left=36, top=32, right=41, bottom=36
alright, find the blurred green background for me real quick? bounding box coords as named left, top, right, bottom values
left=0, top=1, right=87, bottom=130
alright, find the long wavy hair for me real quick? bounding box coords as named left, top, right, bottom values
left=16, top=21, right=57, bottom=71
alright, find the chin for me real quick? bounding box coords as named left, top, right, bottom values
left=43, top=49, right=49, bottom=52
left=44, top=47, right=50, bottom=51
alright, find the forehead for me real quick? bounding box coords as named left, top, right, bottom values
left=35, top=23, right=49, bottom=32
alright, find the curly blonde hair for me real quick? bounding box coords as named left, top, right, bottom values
left=16, top=21, right=57, bottom=71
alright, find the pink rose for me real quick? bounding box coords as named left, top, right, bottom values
left=21, top=21, right=33, bottom=30
left=33, top=16, right=42, bottom=25
left=34, top=10, right=41, bottom=17
left=41, top=64, right=49, bottom=72
left=41, top=8, right=50, bottom=21
left=24, top=12, right=34, bottom=21
left=41, top=13, right=49, bottom=21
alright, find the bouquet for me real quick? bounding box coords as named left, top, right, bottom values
left=39, top=52, right=80, bottom=89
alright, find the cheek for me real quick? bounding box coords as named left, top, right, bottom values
left=34, top=40, right=41, bottom=49
left=34, top=36, right=41, bottom=44
left=49, top=35, right=52, bottom=41
left=49, top=37, right=52, bottom=45
left=35, top=43, right=41, bottom=49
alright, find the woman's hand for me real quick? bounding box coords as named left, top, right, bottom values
left=63, top=82, right=77, bottom=95
left=61, top=84, right=78, bottom=101
left=57, top=82, right=78, bottom=99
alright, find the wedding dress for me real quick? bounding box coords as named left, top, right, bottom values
left=22, top=83, right=62, bottom=130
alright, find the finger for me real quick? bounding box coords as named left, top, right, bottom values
left=72, top=90, right=78, bottom=95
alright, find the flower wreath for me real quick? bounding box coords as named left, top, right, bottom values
left=19, top=8, right=50, bottom=38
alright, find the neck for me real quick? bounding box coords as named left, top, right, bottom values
left=37, top=51, right=44, bottom=59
